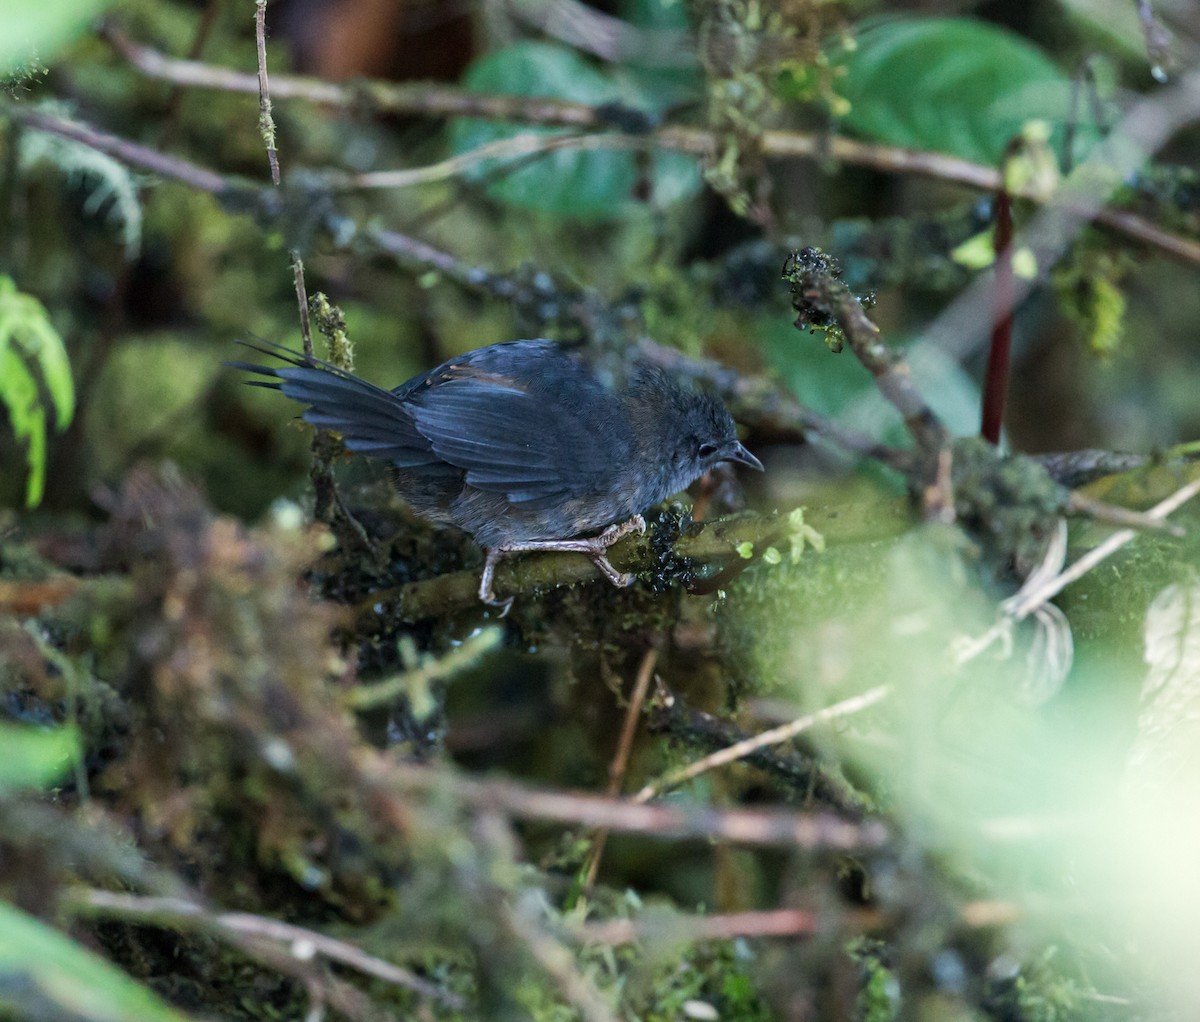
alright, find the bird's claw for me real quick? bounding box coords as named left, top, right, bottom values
left=478, top=550, right=513, bottom=615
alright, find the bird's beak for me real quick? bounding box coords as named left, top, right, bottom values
left=726, top=441, right=764, bottom=472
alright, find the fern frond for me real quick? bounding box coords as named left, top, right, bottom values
left=19, top=107, right=143, bottom=256
left=0, top=276, right=75, bottom=507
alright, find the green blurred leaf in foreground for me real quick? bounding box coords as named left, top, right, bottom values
left=0, top=722, right=79, bottom=791
left=1, top=0, right=120, bottom=79
left=0, top=900, right=194, bottom=1022
left=0, top=276, right=75, bottom=507
left=740, top=523, right=1200, bottom=1013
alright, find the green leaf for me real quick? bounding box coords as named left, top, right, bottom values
left=450, top=41, right=700, bottom=218
left=0, top=900, right=196, bottom=1022
left=836, top=18, right=1089, bottom=166
left=0, top=723, right=79, bottom=791
left=0, top=276, right=75, bottom=507
left=762, top=314, right=981, bottom=443
left=2, top=0, right=120, bottom=78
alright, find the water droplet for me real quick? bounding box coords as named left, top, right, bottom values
left=1151, top=64, right=1169, bottom=83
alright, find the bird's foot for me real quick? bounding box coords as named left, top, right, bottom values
left=476, top=515, right=648, bottom=608
left=592, top=514, right=647, bottom=549
left=477, top=549, right=514, bottom=616
left=583, top=515, right=645, bottom=588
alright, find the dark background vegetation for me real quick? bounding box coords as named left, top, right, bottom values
left=2, top=0, right=1200, bottom=1020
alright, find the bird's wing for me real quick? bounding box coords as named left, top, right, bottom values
left=408, top=353, right=620, bottom=508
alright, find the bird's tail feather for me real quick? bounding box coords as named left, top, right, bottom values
left=226, top=340, right=440, bottom=468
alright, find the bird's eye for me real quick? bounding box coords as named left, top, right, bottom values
left=698, top=442, right=719, bottom=459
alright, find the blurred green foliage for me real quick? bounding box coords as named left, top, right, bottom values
left=0, top=722, right=78, bottom=791
left=0, top=277, right=74, bottom=506
left=0, top=901, right=194, bottom=1022
left=452, top=40, right=702, bottom=217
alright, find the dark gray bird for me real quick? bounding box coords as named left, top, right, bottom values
left=230, top=339, right=763, bottom=608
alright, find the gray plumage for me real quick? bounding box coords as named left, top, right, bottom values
left=229, top=338, right=762, bottom=605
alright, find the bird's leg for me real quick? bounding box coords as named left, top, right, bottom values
left=477, top=515, right=647, bottom=608
left=478, top=548, right=514, bottom=616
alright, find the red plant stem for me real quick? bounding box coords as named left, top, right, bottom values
left=981, top=187, right=1014, bottom=445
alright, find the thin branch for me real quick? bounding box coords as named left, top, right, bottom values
left=576, top=900, right=1018, bottom=945
left=1007, top=473, right=1200, bottom=621
left=577, top=907, right=872, bottom=946
left=954, top=473, right=1200, bottom=666
left=385, top=765, right=889, bottom=850
left=64, top=888, right=464, bottom=1008
left=646, top=686, right=870, bottom=814
left=291, top=253, right=314, bottom=356
left=335, top=131, right=637, bottom=191
left=102, top=24, right=608, bottom=127
left=3, top=103, right=230, bottom=194
left=633, top=685, right=890, bottom=804
left=253, top=0, right=280, bottom=186
left=583, top=647, right=659, bottom=888
left=783, top=248, right=950, bottom=457
left=1067, top=490, right=1186, bottom=535
left=356, top=510, right=895, bottom=623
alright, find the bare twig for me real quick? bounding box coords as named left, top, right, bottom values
left=954, top=473, right=1200, bottom=666
left=64, top=888, right=462, bottom=1011
left=291, top=253, right=313, bottom=356
left=385, top=764, right=889, bottom=850
left=102, top=24, right=609, bottom=127
left=648, top=687, right=870, bottom=814
left=253, top=0, right=280, bottom=185
left=336, top=131, right=636, bottom=191
left=583, top=647, right=659, bottom=888
left=577, top=900, right=1018, bottom=946
left=633, top=685, right=890, bottom=804
left=3, top=104, right=230, bottom=194
left=1067, top=490, right=1186, bottom=535
left=577, top=907, right=863, bottom=946
left=1006, top=474, right=1200, bottom=621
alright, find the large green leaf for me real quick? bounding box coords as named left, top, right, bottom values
left=0, top=277, right=75, bottom=507
left=450, top=41, right=700, bottom=218
left=0, top=901, right=195, bottom=1022
left=836, top=18, right=1084, bottom=166
left=0, top=724, right=79, bottom=791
